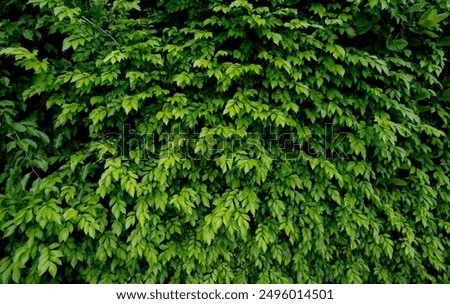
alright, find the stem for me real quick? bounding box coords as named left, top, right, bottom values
left=80, top=16, right=119, bottom=45
left=13, top=131, right=42, bottom=180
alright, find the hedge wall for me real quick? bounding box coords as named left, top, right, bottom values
left=1, top=0, right=450, bottom=283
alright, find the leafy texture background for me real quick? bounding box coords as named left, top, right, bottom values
left=1, top=0, right=450, bottom=283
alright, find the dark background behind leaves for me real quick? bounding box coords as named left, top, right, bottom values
left=0, top=0, right=449, bottom=283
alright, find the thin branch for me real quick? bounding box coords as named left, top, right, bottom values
left=80, top=16, right=119, bottom=45
left=13, top=131, right=42, bottom=180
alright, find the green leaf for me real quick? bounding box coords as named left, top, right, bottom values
left=32, top=159, right=48, bottom=172
left=423, top=30, right=438, bottom=38
left=22, top=30, right=34, bottom=41
left=62, top=35, right=86, bottom=51
left=389, top=178, right=408, bottom=186
left=354, top=18, right=372, bottom=35
left=442, top=88, right=450, bottom=100
left=386, top=37, right=408, bottom=51
left=12, top=123, right=26, bottom=132
left=419, top=9, right=449, bottom=28
left=21, top=173, right=31, bottom=190
left=266, top=31, right=282, bottom=45
left=63, top=209, right=78, bottom=221
left=437, top=36, right=450, bottom=46
left=48, top=262, right=57, bottom=277
left=58, top=228, right=69, bottom=242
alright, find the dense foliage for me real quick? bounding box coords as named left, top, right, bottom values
left=1, top=0, right=450, bottom=283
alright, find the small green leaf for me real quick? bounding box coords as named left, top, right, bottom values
left=442, top=88, right=450, bottom=100
left=21, top=173, right=31, bottom=190
left=22, top=30, right=34, bottom=41
left=32, top=159, right=48, bottom=172
left=12, top=123, right=26, bottom=132
left=419, top=9, right=449, bottom=28
left=345, top=27, right=356, bottom=38
left=58, top=228, right=69, bottom=242
left=48, top=262, right=57, bottom=277
left=437, top=36, right=450, bottom=46
left=389, top=178, right=408, bottom=186
left=63, top=208, right=78, bottom=221
left=386, top=37, right=408, bottom=51
left=423, top=30, right=438, bottom=38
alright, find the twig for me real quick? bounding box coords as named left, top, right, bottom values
left=13, top=131, right=42, bottom=180
left=80, top=15, right=119, bottom=45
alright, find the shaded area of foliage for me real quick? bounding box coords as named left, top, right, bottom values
left=0, top=0, right=450, bottom=283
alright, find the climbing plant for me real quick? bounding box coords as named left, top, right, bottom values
left=1, top=0, right=450, bottom=283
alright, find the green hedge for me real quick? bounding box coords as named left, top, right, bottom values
left=1, top=0, right=450, bottom=283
